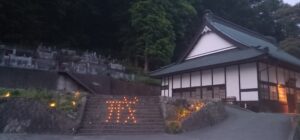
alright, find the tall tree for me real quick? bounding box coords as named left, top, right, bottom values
left=275, top=3, right=300, bottom=58
left=129, top=0, right=175, bottom=72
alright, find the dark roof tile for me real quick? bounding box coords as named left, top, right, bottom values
left=150, top=49, right=264, bottom=77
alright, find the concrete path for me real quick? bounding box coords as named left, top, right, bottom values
left=0, top=106, right=293, bottom=140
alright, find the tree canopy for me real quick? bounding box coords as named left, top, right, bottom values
left=0, top=0, right=299, bottom=71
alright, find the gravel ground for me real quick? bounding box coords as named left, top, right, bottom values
left=0, top=106, right=292, bottom=140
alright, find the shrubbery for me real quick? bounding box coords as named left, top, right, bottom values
left=164, top=98, right=206, bottom=134
left=166, top=121, right=182, bottom=134
left=0, top=88, right=86, bottom=115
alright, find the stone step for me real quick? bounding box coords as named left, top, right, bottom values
left=82, top=119, right=165, bottom=125
left=82, top=114, right=163, bottom=118
left=88, top=96, right=160, bottom=99
left=83, top=124, right=164, bottom=129
left=78, top=96, right=164, bottom=135
left=78, top=130, right=164, bottom=135
left=80, top=126, right=165, bottom=131
left=90, top=98, right=160, bottom=101
left=81, top=119, right=164, bottom=126
left=85, top=107, right=162, bottom=111
left=78, top=128, right=165, bottom=134
left=86, top=102, right=161, bottom=105
left=85, top=109, right=162, bottom=112
left=81, top=124, right=165, bottom=129
left=87, top=101, right=160, bottom=104
left=89, top=99, right=160, bottom=104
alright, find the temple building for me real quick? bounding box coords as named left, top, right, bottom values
left=150, top=12, right=300, bottom=113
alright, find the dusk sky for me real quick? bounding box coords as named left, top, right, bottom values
left=283, top=0, right=299, bottom=5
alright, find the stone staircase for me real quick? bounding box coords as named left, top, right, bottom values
left=77, top=95, right=165, bottom=135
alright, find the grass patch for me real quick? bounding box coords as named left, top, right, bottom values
left=135, top=74, right=160, bottom=86
left=0, top=88, right=86, bottom=115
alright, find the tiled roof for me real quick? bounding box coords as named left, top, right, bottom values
left=207, top=14, right=300, bottom=67
left=150, top=49, right=264, bottom=77
left=150, top=12, right=300, bottom=77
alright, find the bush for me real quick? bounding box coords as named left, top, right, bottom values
left=0, top=88, right=81, bottom=110
left=135, top=74, right=160, bottom=86
left=166, top=121, right=182, bottom=134
left=173, top=99, right=189, bottom=108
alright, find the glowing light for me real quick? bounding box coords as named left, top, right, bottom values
left=4, top=92, right=11, bottom=98
left=278, top=84, right=287, bottom=103
left=104, top=97, right=139, bottom=124
left=49, top=101, right=56, bottom=108
left=71, top=101, right=76, bottom=106
left=74, top=91, right=81, bottom=99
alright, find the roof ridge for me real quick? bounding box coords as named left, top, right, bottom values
left=205, top=13, right=278, bottom=46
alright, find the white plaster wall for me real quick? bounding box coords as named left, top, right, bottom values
left=202, top=70, right=212, bottom=86
left=186, top=32, right=235, bottom=60
left=161, top=90, right=168, bottom=96
left=268, top=65, right=277, bottom=83
left=259, top=63, right=268, bottom=82
left=168, top=76, right=173, bottom=97
left=278, top=67, right=285, bottom=85
left=162, top=77, right=168, bottom=86
left=240, top=63, right=258, bottom=89
left=296, top=73, right=300, bottom=88
left=289, top=71, right=295, bottom=79
left=191, top=71, right=201, bottom=87
left=213, top=68, right=225, bottom=85
left=161, top=77, right=164, bottom=86
left=241, top=91, right=259, bottom=101
left=284, top=69, right=290, bottom=82
left=226, top=66, right=240, bottom=101
left=173, top=75, right=181, bottom=89
left=182, top=73, right=190, bottom=88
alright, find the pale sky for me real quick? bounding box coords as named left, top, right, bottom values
left=283, top=0, right=299, bottom=5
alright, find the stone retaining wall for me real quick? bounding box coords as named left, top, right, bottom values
left=111, top=79, right=160, bottom=96
left=160, top=97, right=227, bottom=132
left=181, top=102, right=227, bottom=131
left=0, top=98, right=85, bottom=134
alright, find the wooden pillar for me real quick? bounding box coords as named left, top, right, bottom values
left=180, top=74, right=183, bottom=98
left=211, top=69, right=214, bottom=98
left=189, top=73, right=192, bottom=97
left=200, top=71, right=203, bottom=99
left=238, top=65, right=241, bottom=102
left=224, top=67, right=227, bottom=99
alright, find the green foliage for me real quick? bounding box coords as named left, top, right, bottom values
left=280, top=37, right=300, bottom=58
left=274, top=3, right=300, bottom=38
left=173, top=99, right=189, bottom=108
left=135, top=74, right=160, bottom=86
left=166, top=121, right=182, bottom=134
left=0, top=0, right=299, bottom=71
left=0, top=88, right=53, bottom=103
left=0, top=88, right=84, bottom=112
left=129, top=0, right=176, bottom=71
left=58, top=101, right=74, bottom=112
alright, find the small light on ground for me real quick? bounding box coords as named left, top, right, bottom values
left=4, top=92, right=11, bottom=98
left=49, top=101, right=57, bottom=108
left=72, top=101, right=76, bottom=106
